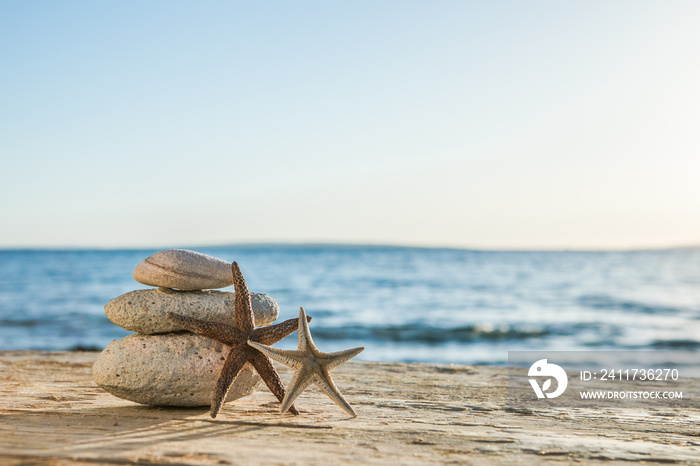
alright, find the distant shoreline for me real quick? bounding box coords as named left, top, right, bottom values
left=1, top=242, right=698, bottom=253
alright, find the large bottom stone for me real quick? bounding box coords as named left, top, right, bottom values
left=93, top=333, right=260, bottom=407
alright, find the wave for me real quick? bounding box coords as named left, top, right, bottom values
left=309, top=324, right=550, bottom=344
left=651, top=339, right=700, bottom=349
left=577, top=294, right=683, bottom=315
left=0, top=319, right=45, bottom=328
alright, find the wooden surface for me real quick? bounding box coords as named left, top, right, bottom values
left=0, top=351, right=699, bottom=465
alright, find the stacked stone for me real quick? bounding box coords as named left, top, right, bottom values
left=93, top=249, right=280, bottom=407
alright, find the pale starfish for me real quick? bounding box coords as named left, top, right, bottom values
left=168, top=262, right=310, bottom=417
left=248, top=307, right=365, bottom=417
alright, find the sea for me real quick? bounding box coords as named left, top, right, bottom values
left=1, top=246, right=699, bottom=366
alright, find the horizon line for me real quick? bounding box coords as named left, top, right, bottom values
left=0, top=240, right=698, bottom=253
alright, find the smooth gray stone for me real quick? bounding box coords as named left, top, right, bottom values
left=133, top=249, right=234, bottom=290
left=93, top=333, right=261, bottom=407
left=105, top=288, right=280, bottom=334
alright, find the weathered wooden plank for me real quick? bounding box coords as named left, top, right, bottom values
left=0, top=351, right=698, bottom=465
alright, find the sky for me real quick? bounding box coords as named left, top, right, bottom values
left=1, top=1, right=699, bottom=250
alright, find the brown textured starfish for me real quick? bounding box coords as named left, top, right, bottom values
left=168, top=262, right=310, bottom=417
left=248, top=307, right=364, bottom=417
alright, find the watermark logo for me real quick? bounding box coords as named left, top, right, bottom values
left=509, top=351, right=696, bottom=408
left=528, top=359, right=568, bottom=399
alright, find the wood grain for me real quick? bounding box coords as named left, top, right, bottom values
left=1, top=351, right=698, bottom=465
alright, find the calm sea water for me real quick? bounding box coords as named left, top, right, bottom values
left=0, top=246, right=699, bottom=365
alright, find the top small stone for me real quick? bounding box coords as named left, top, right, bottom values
left=133, top=249, right=234, bottom=290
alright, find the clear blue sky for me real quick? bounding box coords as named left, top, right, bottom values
left=1, top=1, right=698, bottom=249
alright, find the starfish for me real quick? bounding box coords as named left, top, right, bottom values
left=248, top=307, right=365, bottom=417
left=167, top=262, right=310, bottom=417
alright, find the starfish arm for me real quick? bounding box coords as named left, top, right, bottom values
left=249, top=351, right=299, bottom=415
left=231, top=262, right=255, bottom=333
left=323, top=346, right=365, bottom=372
left=247, top=340, right=304, bottom=368
left=252, top=316, right=312, bottom=346
left=279, top=368, right=314, bottom=415
left=297, top=307, right=316, bottom=353
left=314, top=367, right=357, bottom=418
left=210, top=347, right=248, bottom=418
left=167, top=312, right=243, bottom=346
